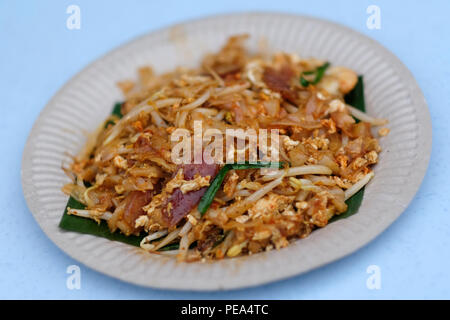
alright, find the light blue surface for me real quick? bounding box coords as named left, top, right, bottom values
left=1, top=0, right=449, bottom=299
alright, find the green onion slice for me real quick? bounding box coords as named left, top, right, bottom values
left=300, top=62, right=330, bottom=87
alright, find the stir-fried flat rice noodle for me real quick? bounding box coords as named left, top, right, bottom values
left=63, top=35, right=388, bottom=261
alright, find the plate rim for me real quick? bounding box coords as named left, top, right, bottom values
left=21, top=11, right=432, bottom=291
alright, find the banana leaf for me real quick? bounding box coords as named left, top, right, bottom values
left=59, top=196, right=145, bottom=246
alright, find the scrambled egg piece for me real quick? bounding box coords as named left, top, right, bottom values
left=166, top=169, right=185, bottom=193
left=333, top=176, right=352, bottom=189
left=165, top=167, right=212, bottom=194
left=282, top=135, right=300, bottom=151
left=295, top=201, right=308, bottom=211
left=364, top=150, right=378, bottom=164
left=351, top=157, right=368, bottom=170
left=248, top=193, right=293, bottom=219
left=328, top=99, right=347, bottom=113
left=320, top=118, right=337, bottom=134
left=135, top=215, right=149, bottom=228
left=113, top=155, right=128, bottom=170
left=223, top=172, right=239, bottom=197
left=378, top=127, right=390, bottom=137
left=143, top=193, right=163, bottom=215
left=302, top=136, right=330, bottom=150
left=180, top=175, right=211, bottom=194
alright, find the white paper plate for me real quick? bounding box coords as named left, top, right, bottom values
left=21, top=12, right=431, bottom=290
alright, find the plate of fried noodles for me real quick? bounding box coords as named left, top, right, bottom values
left=22, top=13, right=431, bottom=290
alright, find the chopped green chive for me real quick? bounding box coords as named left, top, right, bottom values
left=197, top=162, right=284, bottom=216
left=300, top=62, right=330, bottom=87
left=300, top=77, right=310, bottom=87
